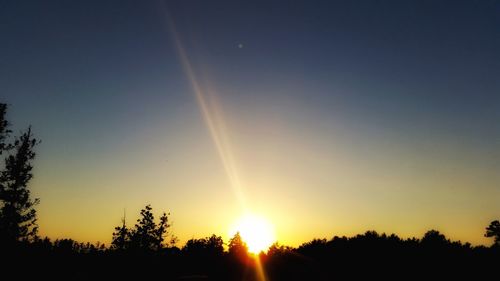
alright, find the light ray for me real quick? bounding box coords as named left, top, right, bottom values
left=254, top=255, right=268, bottom=281
left=159, top=4, right=247, bottom=211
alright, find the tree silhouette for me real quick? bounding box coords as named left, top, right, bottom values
left=111, top=212, right=129, bottom=251
left=228, top=232, right=248, bottom=258
left=421, top=229, right=448, bottom=247
left=267, top=242, right=294, bottom=257
left=112, top=204, right=175, bottom=251
left=206, top=234, right=224, bottom=254
left=485, top=220, right=500, bottom=247
left=0, top=126, right=39, bottom=243
left=155, top=210, right=174, bottom=248
left=183, top=234, right=224, bottom=257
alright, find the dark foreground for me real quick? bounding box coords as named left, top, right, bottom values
left=2, top=231, right=499, bottom=281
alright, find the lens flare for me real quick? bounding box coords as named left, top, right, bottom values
left=160, top=5, right=246, bottom=210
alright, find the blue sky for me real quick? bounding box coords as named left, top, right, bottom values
left=1, top=0, right=499, bottom=245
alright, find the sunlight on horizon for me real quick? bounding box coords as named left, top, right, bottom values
left=230, top=213, right=276, bottom=253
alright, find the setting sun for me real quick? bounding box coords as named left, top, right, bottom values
left=230, top=214, right=276, bottom=254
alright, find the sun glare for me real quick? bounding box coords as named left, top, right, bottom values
left=230, top=214, right=276, bottom=254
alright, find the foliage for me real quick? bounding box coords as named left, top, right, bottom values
left=111, top=204, right=175, bottom=251
left=421, top=229, right=449, bottom=247
left=183, top=234, right=224, bottom=256
left=228, top=231, right=248, bottom=258
left=111, top=214, right=129, bottom=251
left=485, top=220, right=500, bottom=247
left=0, top=103, right=39, bottom=243
left=4, top=224, right=500, bottom=280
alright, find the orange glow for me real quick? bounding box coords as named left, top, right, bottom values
left=230, top=214, right=276, bottom=254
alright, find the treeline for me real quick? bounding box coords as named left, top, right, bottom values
left=3, top=197, right=500, bottom=280
left=3, top=222, right=500, bottom=280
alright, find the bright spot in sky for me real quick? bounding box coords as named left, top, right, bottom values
left=230, top=214, right=276, bottom=253
left=238, top=43, right=243, bottom=49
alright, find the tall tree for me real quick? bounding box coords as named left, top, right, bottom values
left=0, top=126, right=39, bottom=242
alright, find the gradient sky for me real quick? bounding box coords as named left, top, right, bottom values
left=1, top=0, right=499, bottom=246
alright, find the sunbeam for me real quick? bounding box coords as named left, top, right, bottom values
left=158, top=3, right=247, bottom=211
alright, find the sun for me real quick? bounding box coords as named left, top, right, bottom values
left=230, top=214, right=276, bottom=254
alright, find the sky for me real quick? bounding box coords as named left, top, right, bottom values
left=1, top=0, right=499, bottom=246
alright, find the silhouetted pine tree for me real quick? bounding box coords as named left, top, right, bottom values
left=0, top=127, right=39, bottom=243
